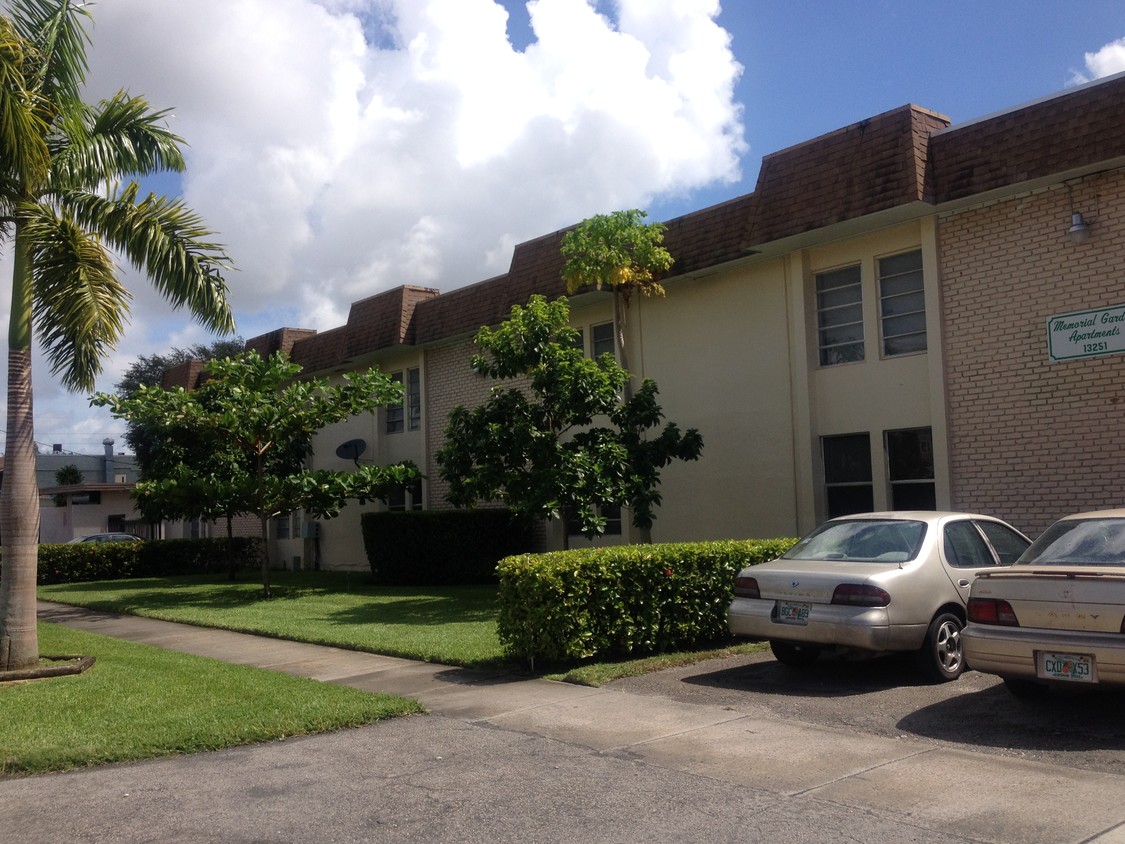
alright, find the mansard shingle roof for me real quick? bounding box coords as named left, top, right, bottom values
left=242, top=71, right=1125, bottom=374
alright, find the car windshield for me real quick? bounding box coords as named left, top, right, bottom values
left=1017, top=518, right=1125, bottom=566
left=782, top=519, right=927, bottom=563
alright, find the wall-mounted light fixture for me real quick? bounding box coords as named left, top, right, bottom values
left=1068, top=211, right=1092, bottom=244
left=1066, top=181, right=1093, bottom=244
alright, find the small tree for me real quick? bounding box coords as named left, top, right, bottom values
left=53, top=464, right=83, bottom=486
left=436, top=295, right=702, bottom=545
left=561, top=209, right=673, bottom=398
left=93, top=351, right=418, bottom=597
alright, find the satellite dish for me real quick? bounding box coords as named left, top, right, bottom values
left=335, top=439, right=367, bottom=465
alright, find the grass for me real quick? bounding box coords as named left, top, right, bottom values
left=0, top=622, right=424, bottom=777
left=40, top=571, right=506, bottom=668
left=40, top=570, right=760, bottom=683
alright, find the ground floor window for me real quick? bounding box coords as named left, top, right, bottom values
left=388, top=478, right=424, bottom=512
left=567, top=503, right=622, bottom=537
left=885, top=427, right=935, bottom=510
left=822, top=433, right=874, bottom=518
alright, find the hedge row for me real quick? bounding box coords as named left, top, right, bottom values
left=496, top=537, right=798, bottom=665
left=362, top=509, right=533, bottom=585
left=11, top=537, right=263, bottom=585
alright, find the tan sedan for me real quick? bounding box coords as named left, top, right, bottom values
left=964, top=508, right=1125, bottom=696
left=728, top=512, right=1030, bottom=682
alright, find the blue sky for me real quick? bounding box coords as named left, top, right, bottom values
left=5, top=0, right=1125, bottom=452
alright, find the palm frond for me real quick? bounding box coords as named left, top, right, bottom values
left=52, top=92, right=187, bottom=189
left=0, top=15, right=51, bottom=196
left=59, top=185, right=235, bottom=334
left=21, top=201, right=128, bottom=392
left=9, top=0, right=90, bottom=103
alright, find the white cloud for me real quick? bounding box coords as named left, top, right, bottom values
left=1072, top=37, right=1125, bottom=84
left=4, top=0, right=746, bottom=452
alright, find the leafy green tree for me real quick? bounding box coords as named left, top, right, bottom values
left=94, top=351, right=418, bottom=598
left=561, top=209, right=673, bottom=396
left=436, top=295, right=702, bottom=545
left=115, top=337, right=244, bottom=467
left=53, top=464, right=82, bottom=486
left=0, top=1, right=233, bottom=670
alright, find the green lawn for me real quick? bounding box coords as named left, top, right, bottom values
left=40, top=571, right=507, bottom=667
left=1, top=622, right=423, bottom=777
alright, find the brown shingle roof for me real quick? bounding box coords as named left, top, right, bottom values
left=930, top=72, right=1125, bottom=201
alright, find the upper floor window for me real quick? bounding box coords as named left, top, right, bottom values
left=406, top=367, right=421, bottom=431
left=816, top=265, right=864, bottom=366
left=386, top=371, right=404, bottom=434
left=879, top=250, right=926, bottom=356
left=591, top=322, right=615, bottom=360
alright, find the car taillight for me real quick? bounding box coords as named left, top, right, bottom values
left=830, top=584, right=890, bottom=607
left=733, top=576, right=760, bottom=599
left=967, top=597, right=1020, bottom=626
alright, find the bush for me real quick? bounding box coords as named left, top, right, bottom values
left=24, top=538, right=262, bottom=585
left=496, top=538, right=797, bottom=664
left=362, top=509, right=534, bottom=585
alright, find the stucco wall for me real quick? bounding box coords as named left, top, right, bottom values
left=939, top=169, right=1125, bottom=536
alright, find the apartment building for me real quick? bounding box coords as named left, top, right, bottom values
left=220, top=71, right=1125, bottom=570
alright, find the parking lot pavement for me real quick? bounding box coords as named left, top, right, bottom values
left=9, top=601, right=1125, bottom=844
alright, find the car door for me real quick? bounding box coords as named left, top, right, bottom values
left=940, top=520, right=1008, bottom=602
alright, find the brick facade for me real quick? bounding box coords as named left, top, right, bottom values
left=940, top=169, right=1125, bottom=534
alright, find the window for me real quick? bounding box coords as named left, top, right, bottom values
left=591, top=322, right=615, bottom=360
left=386, top=371, right=404, bottom=433
left=879, top=250, right=926, bottom=356
left=885, top=427, right=935, bottom=510
left=274, top=512, right=292, bottom=540
left=570, top=327, right=585, bottom=351
left=406, top=367, right=421, bottom=431
left=943, top=521, right=996, bottom=568
left=976, top=521, right=1031, bottom=565
left=388, top=478, right=424, bottom=512
left=816, top=265, right=864, bottom=366
left=822, top=434, right=873, bottom=518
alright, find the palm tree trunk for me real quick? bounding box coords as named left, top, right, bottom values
left=613, top=292, right=653, bottom=545
left=0, top=229, right=42, bottom=670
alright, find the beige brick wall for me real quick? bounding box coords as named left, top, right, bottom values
left=939, top=168, right=1125, bottom=536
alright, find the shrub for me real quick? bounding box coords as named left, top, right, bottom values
left=24, top=538, right=262, bottom=585
left=362, top=509, right=534, bottom=585
left=496, top=538, right=797, bottom=664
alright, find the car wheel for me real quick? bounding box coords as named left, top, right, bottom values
left=770, top=640, right=820, bottom=667
left=916, top=612, right=964, bottom=682
left=1002, top=677, right=1048, bottom=699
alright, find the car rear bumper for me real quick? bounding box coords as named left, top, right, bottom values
left=728, top=597, right=925, bottom=652
left=963, top=624, right=1125, bottom=687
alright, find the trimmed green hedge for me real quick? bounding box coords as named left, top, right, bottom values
left=14, top=538, right=263, bottom=585
left=497, top=537, right=798, bottom=664
left=362, top=509, right=534, bottom=585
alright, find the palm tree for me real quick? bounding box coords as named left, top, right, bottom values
left=0, top=0, right=234, bottom=671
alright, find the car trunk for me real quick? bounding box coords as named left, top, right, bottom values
left=752, top=559, right=905, bottom=603
left=975, top=568, right=1125, bottom=632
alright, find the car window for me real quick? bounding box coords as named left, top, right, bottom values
left=975, top=520, right=1030, bottom=565
left=943, top=521, right=995, bottom=567
left=1018, top=518, right=1125, bottom=566
left=782, top=520, right=926, bottom=562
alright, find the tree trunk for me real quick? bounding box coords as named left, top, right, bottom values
left=225, top=514, right=236, bottom=580
left=0, top=230, right=42, bottom=670
left=258, top=513, right=272, bottom=599
left=613, top=292, right=653, bottom=544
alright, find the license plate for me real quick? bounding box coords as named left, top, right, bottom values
left=777, top=601, right=811, bottom=625
left=1037, top=651, right=1096, bottom=683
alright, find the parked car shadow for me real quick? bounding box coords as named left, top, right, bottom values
left=897, top=683, right=1125, bottom=752
left=680, top=651, right=933, bottom=698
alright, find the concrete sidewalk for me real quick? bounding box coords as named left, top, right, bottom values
left=12, top=600, right=1125, bottom=843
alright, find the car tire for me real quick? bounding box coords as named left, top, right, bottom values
left=916, top=612, right=964, bottom=682
left=770, top=640, right=820, bottom=667
left=1002, top=677, right=1048, bottom=698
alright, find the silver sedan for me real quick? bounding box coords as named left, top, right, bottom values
left=728, top=512, right=1031, bottom=681
left=964, top=508, right=1125, bottom=696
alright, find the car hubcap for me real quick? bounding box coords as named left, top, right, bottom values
left=935, top=620, right=962, bottom=673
